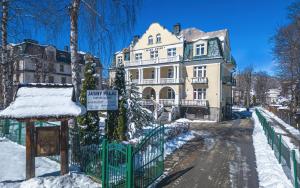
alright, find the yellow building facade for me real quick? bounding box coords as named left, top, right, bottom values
left=109, top=23, right=236, bottom=121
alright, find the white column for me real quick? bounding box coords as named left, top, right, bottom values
left=138, top=68, right=141, bottom=84
left=155, top=67, right=158, bottom=83
left=177, top=65, right=180, bottom=82
left=125, top=69, right=129, bottom=82
left=157, top=67, right=161, bottom=84
left=140, top=68, right=144, bottom=84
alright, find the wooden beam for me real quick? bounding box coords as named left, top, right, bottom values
left=60, top=120, right=69, bottom=175
left=26, top=121, right=35, bottom=179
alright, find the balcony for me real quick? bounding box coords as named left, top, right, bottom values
left=142, top=79, right=156, bottom=84
left=191, top=77, right=208, bottom=84
left=140, top=99, right=154, bottom=106
left=180, top=99, right=207, bottom=107
left=160, top=78, right=184, bottom=84
left=159, top=99, right=175, bottom=106
left=222, top=76, right=236, bottom=86
left=124, top=55, right=182, bottom=67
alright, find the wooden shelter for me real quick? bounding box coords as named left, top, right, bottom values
left=0, top=84, right=86, bottom=179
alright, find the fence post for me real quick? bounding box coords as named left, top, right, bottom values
left=101, top=139, right=107, bottom=188
left=18, top=122, right=22, bottom=144
left=127, top=144, right=133, bottom=188
left=271, top=128, right=274, bottom=150
left=292, top=150, right=298, bottom=188
left=4, top=119, right=9, bottom=134
left=279, top=134, right=282, bottom=164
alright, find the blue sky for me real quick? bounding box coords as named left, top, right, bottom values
left=132, top=0, right=293, bottom=74
left=16, top=0, right=293, bottom=76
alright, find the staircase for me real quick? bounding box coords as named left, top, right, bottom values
left=157, top=107, right=172, bottom=123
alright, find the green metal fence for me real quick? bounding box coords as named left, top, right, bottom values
left=256, top=109, right=300, bottom=188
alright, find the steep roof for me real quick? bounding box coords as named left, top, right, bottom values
left=0, top=84, right=86, bottom=120
left=181, top=28, right=228, bottom=42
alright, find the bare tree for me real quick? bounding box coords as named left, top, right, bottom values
left=254, top=71, right=271, bottom=104
left=240, top=66, right=253, bottom=109
left=272, top=2, right=300, bottom=114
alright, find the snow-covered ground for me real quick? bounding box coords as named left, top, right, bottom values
left=175, top=118, right=216, bottom=123
left=252, top=109, right=293, bottom=188
left=0, top=138, right=101, bottom=188
left=260, top=107, right=300, bottom=139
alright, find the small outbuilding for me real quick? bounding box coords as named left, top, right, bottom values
left=0, top=83, right=86, bottom=179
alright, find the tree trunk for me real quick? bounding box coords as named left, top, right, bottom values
left=69, top=0, right=81, bottom=102
left=1, top=0, right=11, bottom=108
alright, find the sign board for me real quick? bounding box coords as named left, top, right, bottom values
left=87, top=90, right=118, bottom=111
left=35, top=126, right=60, bottom=157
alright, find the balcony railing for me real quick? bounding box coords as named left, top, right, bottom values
left=159, top=99, right=175, bottom=106
left=142, top=79, right=156, bottom=84
left=180, top=99, right=207, bottom=107
left=140, top=99, right=154, bottom=106
left=124, top=55, right=182, bottom=67
left=191, top=77, right=208, bottom=84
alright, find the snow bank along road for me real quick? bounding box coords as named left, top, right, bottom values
left=157, top=116, right=259, bottom=188
left=252, top=109, right=292, bottom=188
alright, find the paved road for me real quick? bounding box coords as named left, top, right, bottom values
left=157, top=116, right=259, bottom=188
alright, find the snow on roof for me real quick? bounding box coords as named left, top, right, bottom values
left=181, top=27, right=227, bottom=42
left=0, top=84, right=86, bottom=120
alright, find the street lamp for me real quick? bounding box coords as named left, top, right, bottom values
left=295, top=109, right=300, bottom=130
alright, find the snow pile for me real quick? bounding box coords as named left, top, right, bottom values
left=0, top=139, right=60, bottom=182
left=16, top=173, right=101, bottom=188
left=175, top=118, right=216, bottom=123
left=164, top=130, right=196, bottom=157
left=261, top=108, right=300, bottom=139
left=0, top=86, right=86, bottom=119
left=232, top=106, right=247, bottom=112
left=252, top=110, right=293, bottom=188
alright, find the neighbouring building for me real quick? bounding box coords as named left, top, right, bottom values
left=109, top=23, right=236, bottom=121
left=266, top=88, right=281, bottom=105
left=2, top=39, right=102, bottom=102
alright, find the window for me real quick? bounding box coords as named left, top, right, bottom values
left=150, top=50, right=158, bottom=59
left=148, top=35, right=153, bottom=45
left=48, top=76, right=54, bottom=83
left=135, top=71, right=139, bottom=79
left=156, top=34, right=161, bottom=43
left=193, top=66, right=206, bottom=77
left=48, top=63, right=55, bottom=73
left=60, top=64, right=64, bottom=72
left=117, top=56, right=123, bottom=64
left=167, top=68, right=173, bottom=78
left=193, top=88, right=206, bottom=100
left=196, top=43, right=205, bottom=56
left=167, top=48, right=176, bottom=57
left=151, top=70, right=155, bottom=79
left=135, top=53, right=142, bottom=61
left=167, top=88, right=175, bottom=99
left=61, top=77, right=66, bottom=84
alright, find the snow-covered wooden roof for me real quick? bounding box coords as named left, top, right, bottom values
left=0, top=84, right=86, bottom=121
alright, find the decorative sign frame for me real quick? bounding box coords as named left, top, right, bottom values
left=87, top=90, right=118, bottom=111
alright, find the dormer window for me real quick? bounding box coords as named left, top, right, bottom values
left=117, top=56, right=123, bottom=64
left=148, top=35, right=153, bottom=45
left=156, top=34, right=161, bottom=43
left=196, top=43, right=205, bottom=56
left=135, top=53, right=142, bottom=61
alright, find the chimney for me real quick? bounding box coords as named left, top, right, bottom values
left=173, top=23, right=181, bottom=36
left=133, top=35, right=140, bottom=45
left=64, top=45, right=69, bottom=51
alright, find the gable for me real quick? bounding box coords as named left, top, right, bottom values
left=133, top=23, right=182, bottom=50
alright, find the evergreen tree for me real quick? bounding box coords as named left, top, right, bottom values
left=126, top=82, right=154, bottom=139
left=107, top=63, right=127, bottom=140
left=77, top=62, right=99, bottom=145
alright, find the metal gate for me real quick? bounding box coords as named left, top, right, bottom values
left=102, top=125, right=164, bottom=188
left=102, top=141, right=132, bottom=188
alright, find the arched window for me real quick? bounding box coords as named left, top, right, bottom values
left=156, top=34, right=161, bottom=43
left=148, top=35, right=153, bottom=45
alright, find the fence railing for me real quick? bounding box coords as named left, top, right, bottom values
left=256, top=109, right=300, bottom=188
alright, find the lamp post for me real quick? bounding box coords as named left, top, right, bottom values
left=295, top=109, right=300, bottom=130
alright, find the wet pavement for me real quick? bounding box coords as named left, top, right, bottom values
left=157, top=115, right=259, bottom=188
